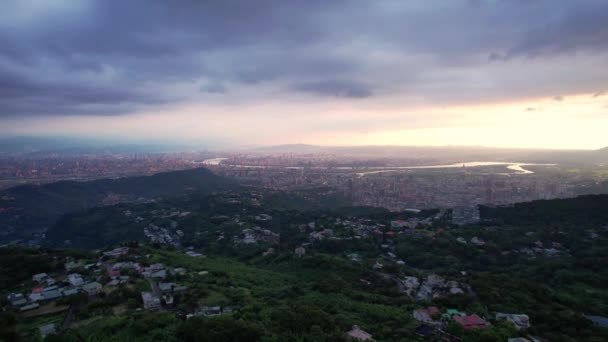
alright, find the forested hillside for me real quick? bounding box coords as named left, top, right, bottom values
left=0, top=168, right=235, bottom=243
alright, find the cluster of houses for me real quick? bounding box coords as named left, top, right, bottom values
left=309, top=228, right=335, bottom=241
left=451, top=206, right=481, bottom=226
left=137, top=262, right=189, bottom=311
left=7, top=248, right=136, bottom=314
left=185, top=305, right=240, bottom=319
left=144, top=223, right=181, bottom=247
left=254, top=213, right=272, bottom=222
left=7, top=271, right=102, bottom=313
left=304, top=212, right=449, bottom=243
left=141, top=281, right=188, bottom=311
left=7, top=245, right=199, bottom=317
left=399, top=274, right=470, bottom=301
left=390, top=216, right=433, bottom=230
left=507, top=240, right=568, bottom=258
left=300, top=219, right=374, bottom=241
left=456, top=236, right=486, bottom=246
left=412, top=306, right=531, bottom=339
left=234, top=227, right=280, bottom=245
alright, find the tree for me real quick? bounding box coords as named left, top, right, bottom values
left=0, top=313, right=18, bottom=342
left=176, top=317, right=261, bottom=342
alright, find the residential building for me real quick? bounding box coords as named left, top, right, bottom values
left=585, top=315, right=608, bottom=328
left=202, top=306, right=221, bottom=316
left=346, top=325, right=373, bottom=341
left=65, top=261, right=83, bottom=271
left=142, top=292, right=161, bottom=310
left=82, top=282, right=102, bottom=295
left=413, top=307, right=441, bottom=324
left=496, top=313, right=531, bottom=331
left=43, top=290, right=63, bottom=301
left=163, top=294, right=174, bottom=306
left=103, top=247, right=129, bottom=258
left=32, top=273, right=49, bottom=283
left=7, top=293, right=27, bottom=307
left=68, top=273, right=85, bottom=287
left=62, top=288, right=80, bottom=297
left=453, top=314, right=489, bottom=330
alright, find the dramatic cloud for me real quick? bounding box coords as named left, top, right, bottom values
left=0, top=0, right=607, bottom=149
left=200, top=82, right=227, bottom=95
left=1, top=0, right=607, bottom=118
left=291, top=80, right=373, bottom=99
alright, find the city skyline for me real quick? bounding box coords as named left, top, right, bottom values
left=1, top=0, right=607, bottom=149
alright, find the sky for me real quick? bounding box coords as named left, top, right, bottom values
left=0, top=0, right=607, bottom=149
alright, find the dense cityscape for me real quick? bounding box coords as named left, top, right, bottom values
left=3, top=148, right=608, bottom=210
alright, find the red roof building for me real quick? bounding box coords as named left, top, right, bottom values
left=107, top=269, right=121, bottom=278
left=426, top=306, right=441, bottom=316
left=453, top=314, right=489, bottom=330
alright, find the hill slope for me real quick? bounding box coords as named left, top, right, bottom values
left=480, top=194, right=608, bottom=225
left=0, top=168, right=236, bottom=243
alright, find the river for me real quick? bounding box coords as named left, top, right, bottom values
left=201, top=159, right=554, bottom=175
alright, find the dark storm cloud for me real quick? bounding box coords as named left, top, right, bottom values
left=291, top=80, right=373, bottom=99
left=0, top=0, right=607, bottom=117
left=200, top=82, right=227, bottom=94
left=502, top=1, right=608, bottom=58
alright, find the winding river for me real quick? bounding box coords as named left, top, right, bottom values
left=201, top=159, right=555, bottom=176
left=353, top=162, right=555, bottom=176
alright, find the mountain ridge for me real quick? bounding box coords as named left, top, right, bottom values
left=0, top=167, right=235, bottom=243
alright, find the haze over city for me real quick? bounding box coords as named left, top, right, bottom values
left=1, top=0, right=607, bottom=149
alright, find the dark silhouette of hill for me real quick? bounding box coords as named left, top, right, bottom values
left=481, top=194, right=608, bottom=225
left=0, top=168, right=235, bottom=242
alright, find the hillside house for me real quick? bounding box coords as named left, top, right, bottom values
left=496, top=313, right=530, bottom=331
left=43, top=290, right=63, bottom=301
left=82, top=282, right=102, bottom=295
left=413, top=306, right=441, bottom=324
left=142, top=292, right=161, bottom=310
left=103, top=247, right=129, bottom=258
left=7, top=293, right=27, bottom=307
left=453, top=314, right=489, bottom=330
left=295, top=246, right=306, bottom=258
left=202, top=306, right=221, bottom=316
left=68, top=273, right=84, bottom=287
left=346, top=325, right=373, bottom=341
left=65, top=261, right=83, bottom=271
left=32, top=273, right=49, bottom=283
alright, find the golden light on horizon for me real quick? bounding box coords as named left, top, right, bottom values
left=3, top=92, right=607, bottom=150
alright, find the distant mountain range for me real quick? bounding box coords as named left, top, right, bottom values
left=0, top=168, right=235, bottom=243
left=0, top=136, right=196, bottom=154
left=2, top=137, right=606, bottom=165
